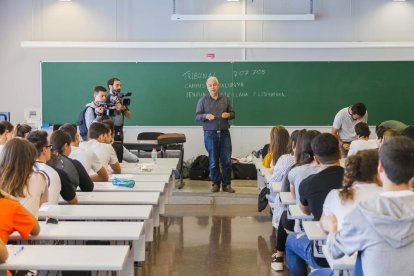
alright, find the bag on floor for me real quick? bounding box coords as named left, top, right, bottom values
left=189, top=155, right=210, bottom=180
left=258, top=187, right=270, bottom=212
left=232, top=163, right=257, bottom=180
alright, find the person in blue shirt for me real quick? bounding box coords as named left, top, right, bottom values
left=195, top=76, right=235, bottom=193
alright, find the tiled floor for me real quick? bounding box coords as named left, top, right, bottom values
left=137, top=205, right=289, bottom=276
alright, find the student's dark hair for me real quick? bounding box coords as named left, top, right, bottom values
left=288, top=129, right=301, bottom=154
left=0, top=123, right=6, bottom=135
left=296, top=130, right=321, bottom=166
left=88, top=122, right=110, bottom=139
left=355, top=122, right=370, bottom=138
left=311, top=133, right=340, bottom=164
left=107, top=77, right=121, bottom=88
left=102, top=119, right=114, bottom=134
left=50, top=130, right=72, bottom=155
left=0, top=121, right=13, bottom=132
left=375, top=125, right=389, bottom=140
left=59, top=124, right=77, bottom=142
left=15, top=124, right=32, bottom=138
left=379, top=136, right=414, bottom=184
left=351, top=102, right=367, bottom=117
left=0, top=138, right=37, bottom=197
left=402, top=125, right=414, bottom=141
left=26, top=130, right=49, bottom=158
left=93, top=86, right=107, bottom=97
left=339, top=149, right=379, bottom=201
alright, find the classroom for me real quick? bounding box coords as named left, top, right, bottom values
left=1, top=0, right=414, bottom=275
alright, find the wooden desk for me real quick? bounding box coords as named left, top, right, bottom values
left=69, top=192, right=162, bottom=227
left=271, top=181, right=282, bottom=193
left=288, top=205, right=314, bottom=220
left=92, top=181, right=167, bottom=214
left=10, top=221, right=145, bottom=263
left=279, top=192, right=296, bottom=205
left=38, top=205, right=154, bottom=242
left=322, top=246, right=356, bottom=275
left=303, top=221, right=327, bottom=241
left=0, top=245, right=129, bottom=275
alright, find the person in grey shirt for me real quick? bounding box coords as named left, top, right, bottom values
left=331, top=102, right=368, bottom=156
left=195, top=76, right=235, bottom=193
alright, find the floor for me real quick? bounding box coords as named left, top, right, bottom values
left=136, top=204, right=289, bottom=276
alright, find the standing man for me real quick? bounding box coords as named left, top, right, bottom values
left=195, top=76, right=235, bottom=193
left=331, top=102, right=368, bottom=156
left=107, top=77, right=132, bottom=142
left=81, top=86, right=108, bottom=141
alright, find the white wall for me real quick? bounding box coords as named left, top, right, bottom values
left=0, top=0, right=413, bottom=160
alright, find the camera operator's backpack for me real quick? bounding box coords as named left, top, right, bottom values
left=77, top=106, right=95, bottom=141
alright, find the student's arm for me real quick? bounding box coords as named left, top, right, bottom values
left=90, top=167, right=109, bottom=182
left=290, top=184, right=296, bottom=200
left=0, top=239, right=8, bottom=263
left=123, top=146, right=139, bottom=163
left=54, top=168, right=78, bottom=204
left=298, top=180, right=311, bottom=215
left=72, top=160, right=94, bottom=192
left=110, top=162, right=122, bottom=174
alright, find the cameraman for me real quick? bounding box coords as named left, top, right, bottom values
left=106, top=77, right=131, bottom=142
left=84, top=86, right=109, bottom=135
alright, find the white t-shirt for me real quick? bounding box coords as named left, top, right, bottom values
left=34, top=162, right=61, bottom=205
left=347, top=139, right=378, bottom=156
left=333, top=107, right=368, bottom=142
left=323, top=182, right=382, bottom=229
left=18, top=172, right=49, bottom=218
left=70, top=146, right=103, bottom=173
left=79, top=139, right=118, bottom=168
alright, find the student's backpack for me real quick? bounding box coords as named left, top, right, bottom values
left=189, top=155, right=210, bottom=180
left=77, top=106, right=94, bottom=141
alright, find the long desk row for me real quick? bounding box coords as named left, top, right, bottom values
left=0, top=158, right=180, bottom=276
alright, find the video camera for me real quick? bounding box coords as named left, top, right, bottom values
left=112, top=92, right=132, bottom=107
left=97, top=102, right=115, bottom=117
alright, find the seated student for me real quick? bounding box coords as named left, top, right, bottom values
left=375, top=125, right=389, bottom=148
left=0, top=189, right=40, bottom=262
left=271, top=130, right=321, bottom=272
left=14, top=123, right=32, bottom=138
left=379, top=128, right=400, bottom=148
left=322, top=137, right=414, bottom=276
left=49, top=130, right=94, bottom=192
left=262, top=126, right=290, bottom=170
left=59, top=124, right=109, bottom=182
left=285, top=133, right=344, bottom=276
left=0, top=121, right=14, bottom=153
left=0, top=138, right=48, bottom=217
left=27, top=130, right=78, bottom=204
left=347, top=122, right=377, bottom=156
left=102, top=119, right=139, bottom=163
left=80, top=122, right=121, bottom=174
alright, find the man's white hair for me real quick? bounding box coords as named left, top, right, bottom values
left=206, top=76, right=219, bottom=85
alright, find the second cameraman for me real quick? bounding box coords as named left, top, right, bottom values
left=84, top=86, right=110, bottom=138
left=107, top=77, right=132, bottom=142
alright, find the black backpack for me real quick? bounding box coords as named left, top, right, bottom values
left=77, top=106, right=94, bottom=141
left=189, top=155, right=210, bottom=180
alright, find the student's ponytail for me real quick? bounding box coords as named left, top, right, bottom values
left=339, top=154, right=361, bottom=202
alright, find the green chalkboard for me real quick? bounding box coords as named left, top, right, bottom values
left=42, top=61, right=413, bottom=126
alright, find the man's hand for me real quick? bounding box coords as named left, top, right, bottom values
left=342, top=143, right=350, bottom=150
left=96, top=107, right=105, bottom=115
left=206, top=114, right=215, bottom=121
left=320, top=213, right=338, bottom=233
left=115, top=103, right=122, bottom=111
left=221, top=112, right=230, bottom=119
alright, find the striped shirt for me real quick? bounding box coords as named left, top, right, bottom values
left=268, top=154, right=295, bottom=184
left=333, top=107, right=368, bottom=142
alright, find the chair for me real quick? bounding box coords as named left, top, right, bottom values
left=136, top=132, right=164, bottom=156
